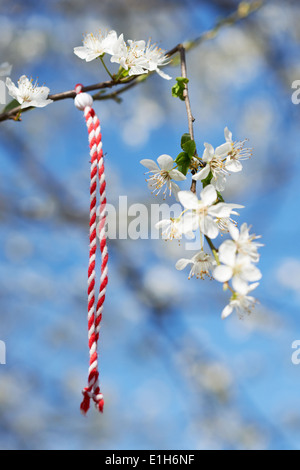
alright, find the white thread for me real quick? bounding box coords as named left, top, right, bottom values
left=75, top=93, right=94, bottom=111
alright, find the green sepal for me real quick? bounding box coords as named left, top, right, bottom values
left=201, top=171, right=213, bottom=188
left=2, top=99, right=20, bottom=113
left=217, top=191, right=225, bottom=202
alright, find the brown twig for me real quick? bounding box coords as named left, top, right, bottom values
left=92, top=76, right=146, bottom=102
left=179, top=45, right=195, bottom=141
left=179, top=45, right=197, bottom=195
left=179, top=46, right=220, bottom=255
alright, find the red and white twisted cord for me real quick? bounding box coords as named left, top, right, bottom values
left=74, top=84, right=108, bottom=414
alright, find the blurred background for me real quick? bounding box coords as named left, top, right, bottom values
left=0, top=0, right=299, bottom=450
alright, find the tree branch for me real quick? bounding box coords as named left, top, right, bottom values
left=0, top=76, right=137, bottom=122
left=184, top=0, right=264, bottom=52
left=92, top=75, right=147, bottom=102
left=0, top=1, right=264, bottom=123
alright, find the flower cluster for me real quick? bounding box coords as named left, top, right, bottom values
left=141, top=129, right=262, bottom=319
left=74, top=30, right=171, bottom=80
left=192, top=127, right=252, bottom=191
left=214, top=224, right=263, bottom=319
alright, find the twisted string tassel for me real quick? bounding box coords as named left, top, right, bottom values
left=74, top=84, right=107, bottom=414
left=93, top=113, right=108, bottom=413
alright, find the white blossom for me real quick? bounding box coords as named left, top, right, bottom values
left=141, top=154, right=186, bottom=199
left=221, top=283, right=259, bottom=319
left=155, top=218, right=194, bottom=240
left=0, top=62, right=12, bottom=77
left=111, top=38, right=171, bottom=79
left=215, top=205, right=243, bottom=233
left=111, top=39, right=148, bottom=76
left=143, top=40, right=171, bottom=80
left=192, top=142, right=231, bottom=191
left=216, top=217, right=236, bottom=234
left=178, top=184, right=244, bottom=240
left=74, top=30, right=124, bottom=62
left=176, top=251, right=216, bottom=280
left=224, top=127, right=252, bottom=173
left=227, top=222, right=263, bottom=262
left=6, top=75, right=53, bottom=109
left=213, top=241, right=262, bottom=294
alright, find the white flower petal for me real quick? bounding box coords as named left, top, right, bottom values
left=232, top=275, right=249, bottom=295
left=241, top=265, right=262, bottom=282
left=247, top=282, right=260, bottom=292
left=140, top=159, right=159, bottom=171
left=155, top=219, right=170, bottom=230
left=192, top=165, right=210, bottom=181
left=176, top=258, right=193, bottom=271
left=226, top=160, right=243, bottom=172
left=178, top=191, right=198, bottom=210
left=86, top=52, right=103, bottom=62
left=229, top=223, right=240, bottom=241
left=200, top=215, right=219, bottom=239
left=203, top=143, right=214, bottom=162
left=128, top=39, right=146, bottom=49
left=200, top=184, right=217, bottom=206
left=169, top=169, right=186, bottom=181
left=6, top=77, right=18, bottom=101
left=24, top=99, right=53, bottom=108
left=219, top=240, right=237, bottom=266
left=20, top=101, right=33, bottom=109
left=222, top=304, right=233, bottom=319
left=181, top=212, right=198, bottom=233
left=129, top=66, right=147, bottom=76
left=209, top=202, right=243, bottom=219
left=239, top=223, right=249, bottom=238
left=204, top=143, right=214, bottom=154
left=74, top=46, right=90, bottom=60
left=213, top=265, right=233, bottom=283
left=215, top=142, right=231, bottom=157
left=156, top=68, right=172, bottom=80
left=224, top=127, right=233, bottom=143
left=213, top=174, right=227, bottom=192
left=171, top=182, right=180, bottom=200
left=157, top=154, right=174, bottom=171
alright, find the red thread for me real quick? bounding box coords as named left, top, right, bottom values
left=75, top=86, right=108, bottom=415
left=75, top=83, right=84, bottom=94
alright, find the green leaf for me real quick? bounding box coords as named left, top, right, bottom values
left=176, top=151, right=189, bottom=163
left=172, top=77, right=189, bottom=101
left=182, top=139, right=196, bottom=157
left=181, top=133, right=192, bottom=149
left=201, top=171, right=213, bottom=188
left=176, top=77, right=189, bottom=84
left=175, top=151, right=192, bottom=176
left=2, top=99, right=20, bottom=114
left=177, top=162, right=190, bottom=176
